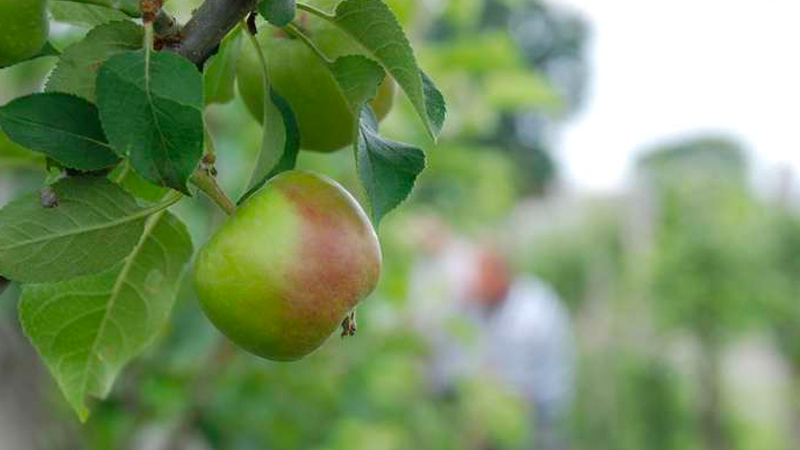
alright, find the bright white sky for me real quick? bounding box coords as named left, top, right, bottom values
left=551, top=0, right=800, bottom=192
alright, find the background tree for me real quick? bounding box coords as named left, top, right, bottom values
left=760, top=209, right=800, bottom=447
left=637, top=137, right=763, bottom=450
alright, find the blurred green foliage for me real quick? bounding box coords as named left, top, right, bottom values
left=642, top=138, right=763, bottom=340
left=526, top=136, right=800, bottom=450
left=571, top=352, right=691, bottom=450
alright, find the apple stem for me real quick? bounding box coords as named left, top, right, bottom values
left=189, top=122, right=235, bottom=215
left=203, top=122, right=218, bottom=158
left=191, top=170, right=237, bottom=216
left=284, top=23, right=334, bottom=66
left=242, top=18, right=273, bottom=88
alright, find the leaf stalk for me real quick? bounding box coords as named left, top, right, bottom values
left=295, top=2, right=335, bottom=20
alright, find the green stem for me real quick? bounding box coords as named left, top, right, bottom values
left=285, top=22, right=333, bottom=66
left=150, top=190, right=183, bottom=213
left=144, top=22, right=154, bottom=55
left=51, top=0, right=141, bottom=17
left=191, top=170, right=236, bottom=216
left=113, top=160, right=131, bottom=183
left=242, top=20, right=272, bottom=87
left=203, top=125, right=218, bottom=157
left=296, top=2, right=335, bottom=20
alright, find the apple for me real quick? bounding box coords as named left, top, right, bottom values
left=0, top=0, right=49, bottom=67
left=236, top=17, right=395, bottom=152
left=194, top=170, right=382, bottom=361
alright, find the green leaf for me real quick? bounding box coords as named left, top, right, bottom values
left=0, top=126, right=45, bottom=170
left=329, top=55, right=385, bottom=112
left=204, top=27, right=244, bottom=105
left=47, top=21, right=143, bottom=102
left=0, top=177, right=159, bottom=283
left=355, top=107, right=425, bottom=224
left=0, top=93, right=120, bottom=171
left=20, top=211, right=192, bottom=421
left=259, top=0, right=296, bottom=27
left=49, top=2, right=131, bottom=27
left=96, top=49, right=204, bottom=193
left=328, top=55, right=424, bottom=224
left=240, top=88, right=300, bottom=203
left=421, top=70, right=446, bottom=135
left=301, top=0, right=446, bottom=139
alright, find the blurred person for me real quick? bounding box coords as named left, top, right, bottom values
left=409, top=222, right=575, bottom=450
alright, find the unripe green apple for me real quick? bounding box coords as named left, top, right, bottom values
left=194, top=171, right=382, bottom=361
left=237, top=19, right=395, bottom=152
left=0, top=0, right=49, bottom=67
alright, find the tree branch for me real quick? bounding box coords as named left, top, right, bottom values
left=176, top=0, right=261, bottom=66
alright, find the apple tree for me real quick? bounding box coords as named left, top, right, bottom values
left=0, top=0, right=445, bottom=421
